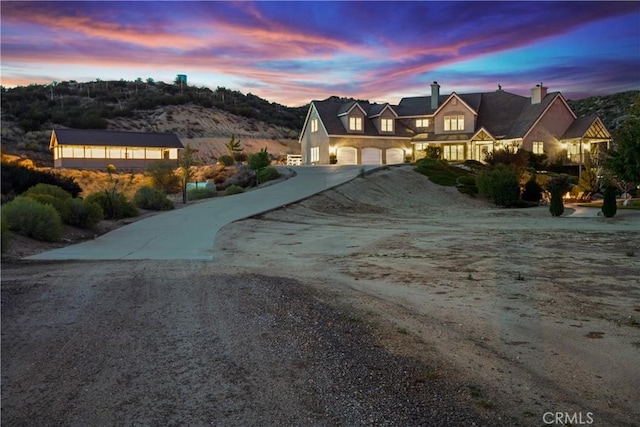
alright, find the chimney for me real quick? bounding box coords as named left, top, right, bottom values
left=431, top=81, right=440, bottom=110
left=531, top=83, right=547, bottom=104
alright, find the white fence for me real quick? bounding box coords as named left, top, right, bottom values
left=286, top=154, right=302, bottom=166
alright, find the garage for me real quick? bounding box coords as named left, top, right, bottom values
left=361, top=148, right=382, bottom=165
left=336, top=147, right=357, bottom=165
left=386, top=148, right=405, bottom=164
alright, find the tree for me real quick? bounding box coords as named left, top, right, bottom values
left=607, top=99, right=640, bottom=185
left=247, top=148, right=270, bottom=171
left=179, top=144, right=197, bottom=204
left=547, top=175, right=570, bottom=217
left=522, top=175, right=543, bottom=202
left=578, top=155, right=599, bottom=200
left=224, top=134, right=244, bottom=162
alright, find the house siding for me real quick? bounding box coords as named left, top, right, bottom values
left=523, top=98, right=575, bottom=161
left=300, top=108, right=330, bottom=164
left=434, top=99, right=475, bottom=134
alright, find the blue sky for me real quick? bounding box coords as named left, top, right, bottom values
left=1, top=1, right=638, bottom=106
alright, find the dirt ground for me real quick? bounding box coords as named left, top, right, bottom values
left=2, top=166, right=639, bottom=426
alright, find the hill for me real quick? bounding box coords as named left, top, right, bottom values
left=0, top=79, right=308, bottom=166
left=567, top=90, right=639, bottom=131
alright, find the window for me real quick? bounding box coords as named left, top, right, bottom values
left=310, top=146, right=320, bottom=163
left=443, top=144, right=465, bottom=161
left=444, top=115, right=464, bottom=131
left=349, top=116, right=362, bottom=131
left=532, top=141, right=544, bottom=154
left=311, top=119, right=318, bottom=133
left=416, top=118, right=429, bottom=128
left=381, top=118, right=394, bottom=132
left=414, top=143, right=425, bottom=150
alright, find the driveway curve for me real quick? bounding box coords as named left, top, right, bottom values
left=26, top=165, right=377, bottom=261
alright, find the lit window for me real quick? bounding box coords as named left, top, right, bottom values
left=311, top=119, right=318, bottom=133
left=349, top=116, right=362, bottom=131
left=443, top=144, right=465, bottom=160
left=311, top=146, right=320, bottom=162
left=416, top=119, right=429, bottom=128
left=532, top=141, right=544, bottom=154
left=444, top=115, right=464, bottom=131
left=381, top=118, right=394, bottom=132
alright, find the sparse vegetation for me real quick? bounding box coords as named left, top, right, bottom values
left=145, top=161, right=181, bottom=194
left=257, top=166, right=280, bottom=184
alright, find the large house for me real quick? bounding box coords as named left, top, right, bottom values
left=50, top=128, right=184, bottom=169
left=299, top=82, right=612, bottom=166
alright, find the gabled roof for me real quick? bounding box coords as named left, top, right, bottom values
left=506, top=92, right=566, bottom=139
left=369, top=103, right=397, bottom=118
left=475, top=90, right=530, bottom=138
left=51, top=129, right=184, bottom=148
left=397, top=93, right=482, bottom=116
left=561, top=115, right=611, bottom=140
left=311, top=99, right=413, bottom=137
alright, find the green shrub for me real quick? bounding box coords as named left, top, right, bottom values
left=85, top=191, right=139, bottom=220
left=1, top=161, right=82, bottom=198
left=425, top=146, right=441, bottom=160
left=145, top=161, right=181, bottom=194
left=522, top=176, right=543, bottom=202
left=247, top=148, right=271, bottom=171
left=415, top=158, right=471, bottom=186
left=1, top=196, right=62, bottom=242
left=24, top=193, right=72, bottom=223
left=134, top=186, right=175, bottom=210
left=601, top=185, right=617, bottom=218
left=477, top=163, right=521, bottom=207
left=187, top=187, right=216, bottom=201
left=457, top=176, right=476, bottom=186
left=225, top=184, right=244, bottom=195
left=23, top=183, right=72, bottom=200
left=549, top=188, right=564, bottom=216
left=257, top=166, right=280, bottom=183
left=218, top=155, right=234, bottom=167
left=66, top=198, right=104, bottom=229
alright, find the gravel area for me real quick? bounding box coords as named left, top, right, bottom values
left=1, top=260, right=511, bottom=426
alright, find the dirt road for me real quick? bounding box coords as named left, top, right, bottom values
left=3, top=166, right=639, bottom=426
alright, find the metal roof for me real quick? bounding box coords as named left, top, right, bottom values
left=52, top=128, right=184, bottom=149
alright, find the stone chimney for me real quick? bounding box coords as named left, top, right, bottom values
left=531, top=83, right=547, bottom=104
left=431, top=81, right=440, bottom=110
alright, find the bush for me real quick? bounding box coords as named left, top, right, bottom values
left=549, top=188, right=564, bottom=216
left=217, top=155, right=234, bottom=167
left=522, top=176, right=543, bottom=202
left=601, top=185, right=617, bottom=218
left=225, top=184, right=244, bottom=195
left=457, top=176, right=476, bottom=186
left=145, top=161, right=181, bottom=194
left=134, top=186, right=175, bottom=210
left=247, top=149, right=271, bottom=171
left=1, top=161, right=81, bottom=198
left=257, top=166, right=280, bottom=184
left=1, top=196, right=62, bottom=242
left=233, top=152, right=248, bottom=163
left=477, top=163, right=521, bottom=207
left=425, top=146, right=441, bottom=160
left=85, top=191, right=139, bottom=220
left=23, top=183, right=72, bottom=201
left=66, top=198, right=104, bottom=229
left=24, top=193, right=72, bottom=223
left=187, top=187, right=216, bottom=201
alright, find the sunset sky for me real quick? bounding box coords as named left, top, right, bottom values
left=1, top=1, right=639, bottom=106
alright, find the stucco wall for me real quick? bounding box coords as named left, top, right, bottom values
left=434, top=97, right=475, bottom=134
left=523, top=97, right=575, bottom=161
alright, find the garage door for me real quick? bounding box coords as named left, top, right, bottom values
left=386, top=148, right=404, bottom=164
left=336, top=147, right=357, bottom=165
left=361, top=148, right=382, bottom=165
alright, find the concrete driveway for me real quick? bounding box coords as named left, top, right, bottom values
left=26, top=165, right=376, bottom=261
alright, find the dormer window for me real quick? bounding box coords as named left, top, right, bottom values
left=444, top=115, right=464, bottom=131
left=311, top=119, right=318, bottom=133
left=416, top=118, right=429, bottom=128
left=381, top=118, right=394, bottom=132
left=349, top=117, right=362, bottom=131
